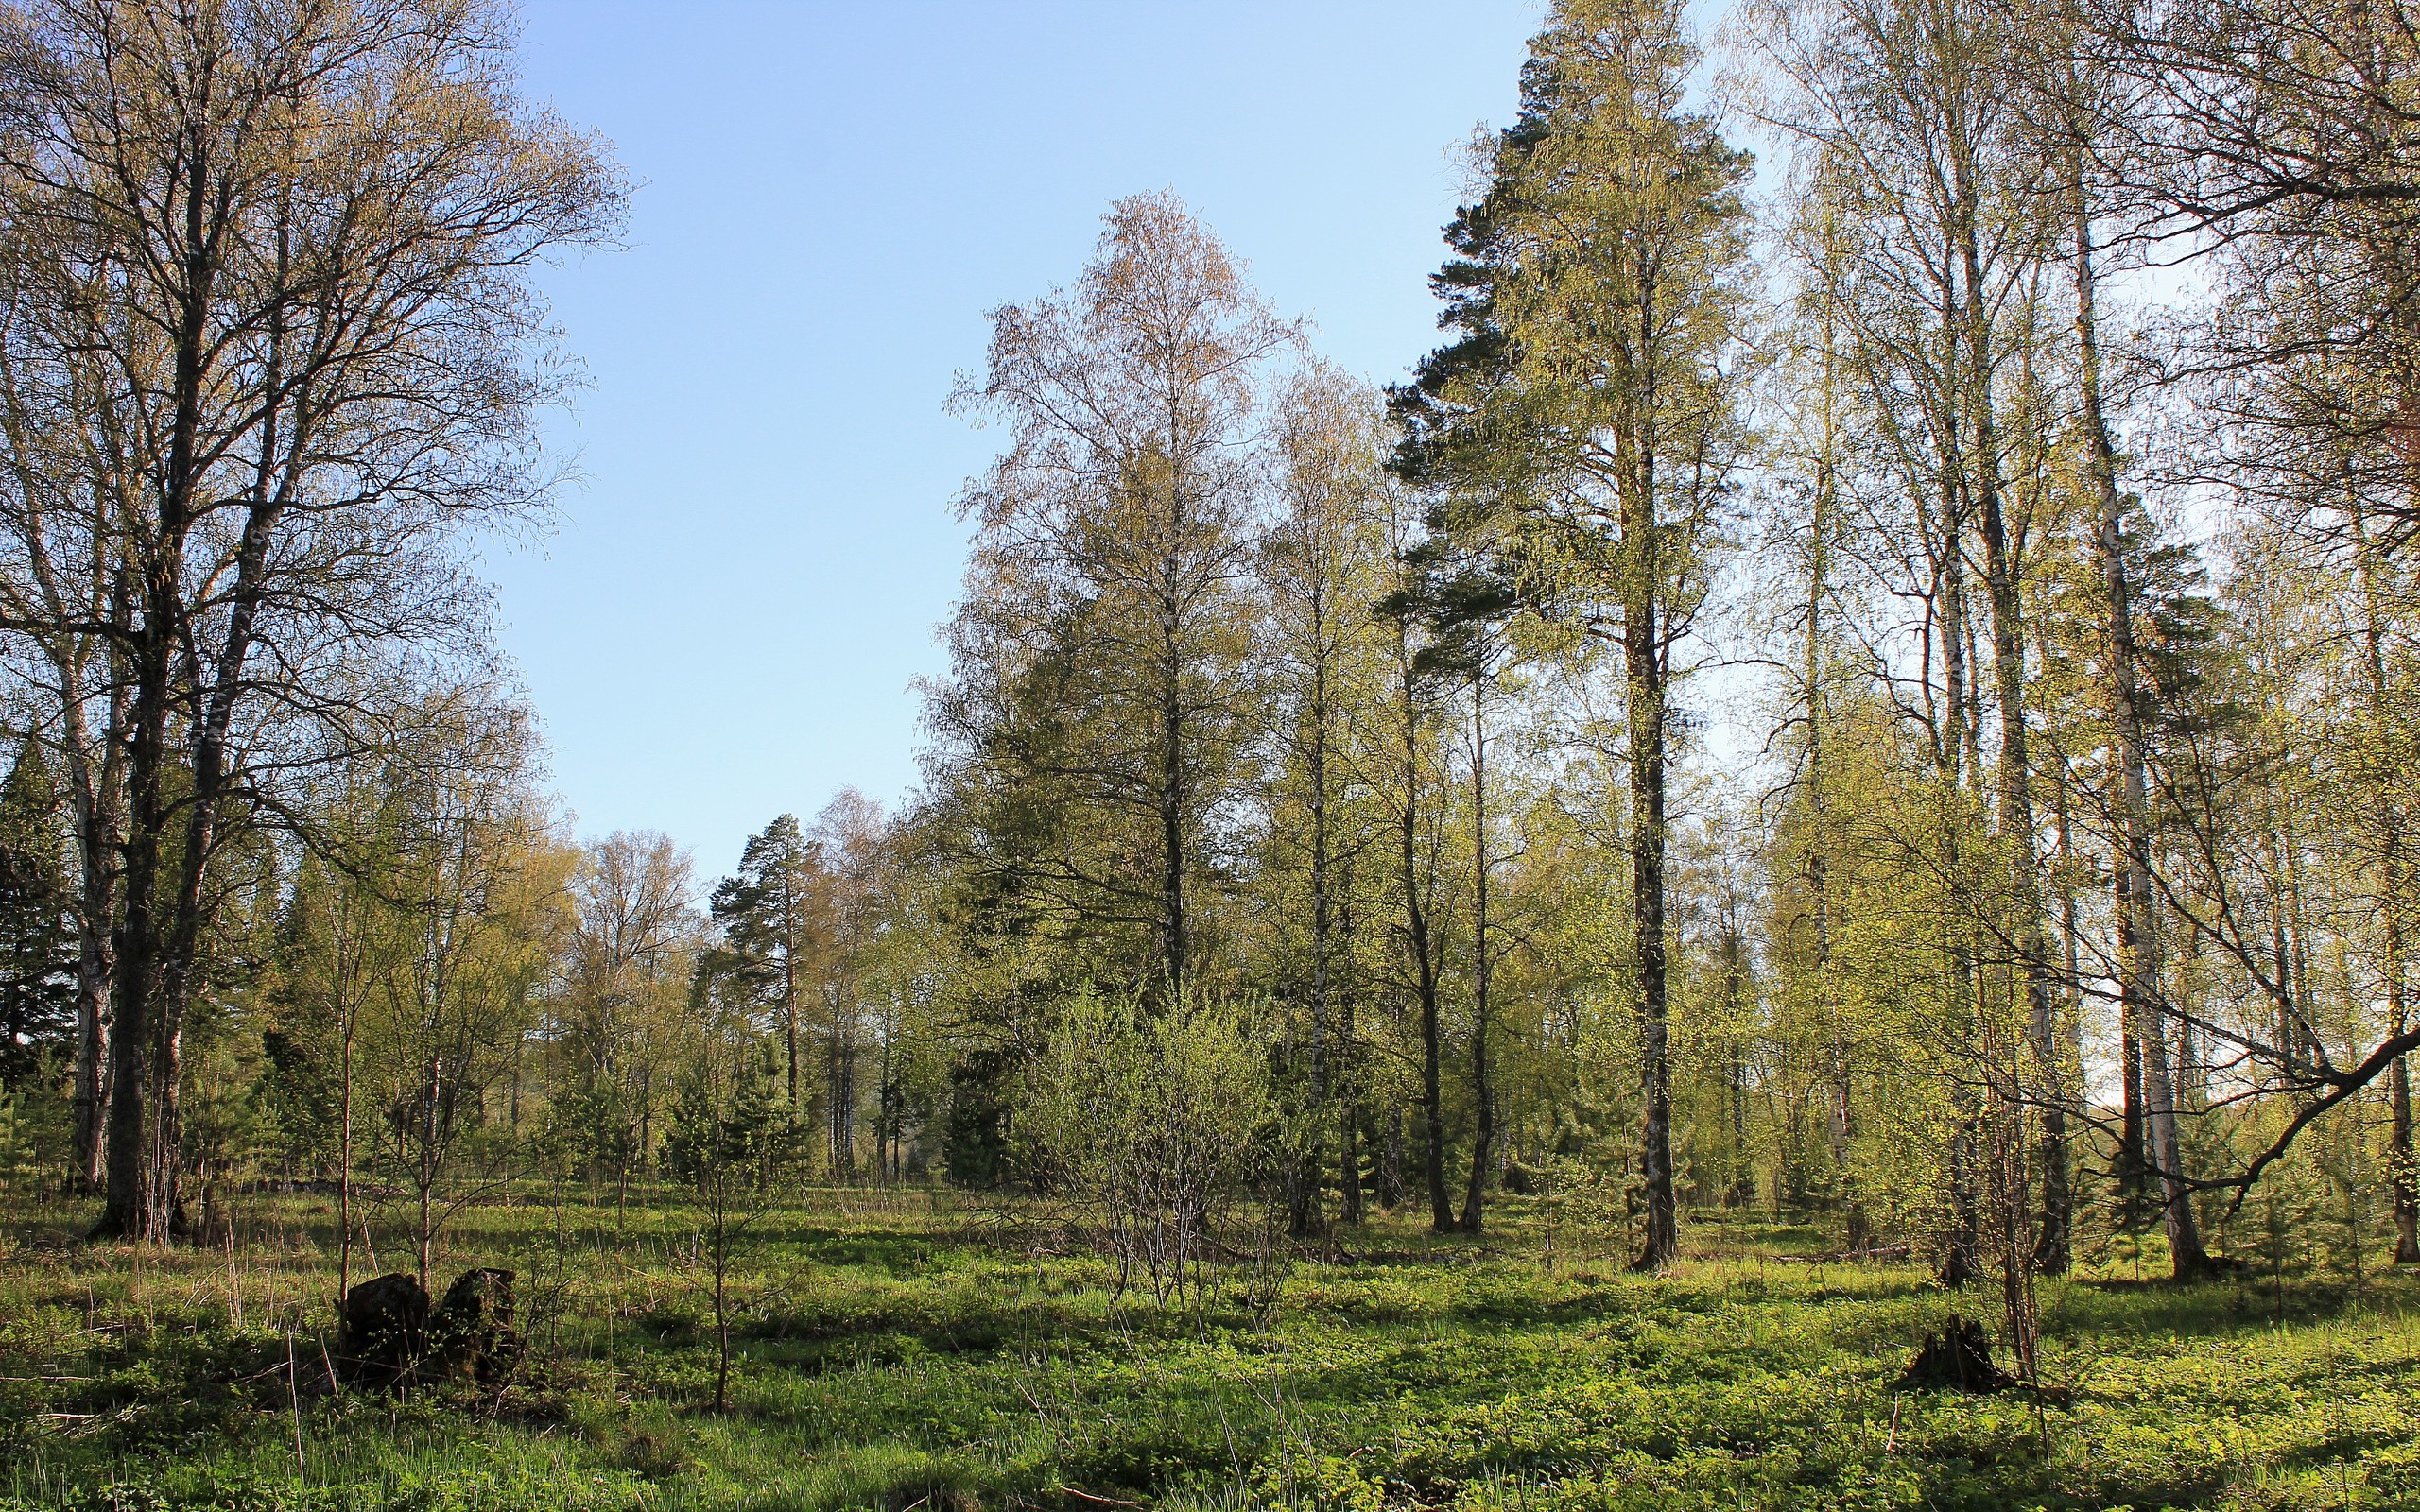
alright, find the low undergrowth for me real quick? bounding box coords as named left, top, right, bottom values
left=1, top=1191, right=2413, bottom=1511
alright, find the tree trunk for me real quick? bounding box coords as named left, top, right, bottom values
left=96, top=597, right=177, bottom=1241
left=1460, top=676, right=1495, bottom=1233
left=1338, top=887, right=1364, bottom=1226
left=1395, top=622, right=1453, bottom=1233
left=1339, top=1090, right=1364, bottom=1225
left=67, top=783, right=112, bottom=1193
left=2349, top=512, right=2418, bottom=1262
left=98, top=183, right=289, bottom=1242
left=1964, top=175, right=2066, bottom=1278
left=1159, top=536, right=1188, bottom=993
left=1628, top=562, right=1676, bottom=1270
left=2397, top=1057, right=2418, bottom=1263
left=1378, top=1106, right=1405, bottom=1211
left=1293, top=649, right=1334, bottom=1237
left=2076, top=192, right=2209, bottom=1280
left=829, top=1014, right=856, bottom=1181
left=338, top=987, right=355, bottom=1306
left=1803, top=228, right=1865, bottom=1251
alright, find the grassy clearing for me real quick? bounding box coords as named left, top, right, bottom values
left=1, top=1192, right=2414, bottom=1511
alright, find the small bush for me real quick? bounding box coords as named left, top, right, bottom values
left=1019, top=988, right=1275, bottom=1306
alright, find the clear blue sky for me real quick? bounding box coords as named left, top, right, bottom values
left=496, top=2, right=1541, bottom=879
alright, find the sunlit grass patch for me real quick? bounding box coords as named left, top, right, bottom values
left=4, top=1195, right=2418, bottom=1510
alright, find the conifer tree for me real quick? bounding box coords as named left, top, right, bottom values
left=0, top=738, right=74, bottom=1090
left=1398, top=0, right=1756, bottom=1267
left=708, top=816, right=820, bottom=1119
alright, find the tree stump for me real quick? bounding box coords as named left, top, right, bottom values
left=338, top=1272, right=430, bottom=1387
left=1894, top=1315, right=2017, bottom=1393
left=430, top=1267, right=521, bottom=1385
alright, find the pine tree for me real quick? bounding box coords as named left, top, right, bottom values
left=1397, top=0, right=1756, bottom=1267
left=707, top=816, right=821, bottom=1121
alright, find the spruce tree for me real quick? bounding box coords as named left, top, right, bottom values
left=0, top=740, right=77, bottom=1092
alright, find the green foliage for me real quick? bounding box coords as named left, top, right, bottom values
left=1020, top=988, right=1278, bottom=1303
left=0, top=741, right=78, bottom=1092
left=0, top=1091, right=40, bottom=1199
left=4, top=1197, right=2418, bottom=1510
left=663, top=1043, right=785, bottom=1192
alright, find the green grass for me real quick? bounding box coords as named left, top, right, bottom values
left=3, top=1190, right=2416, bottom=1511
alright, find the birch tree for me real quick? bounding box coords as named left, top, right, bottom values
left=0, top=0, right=621, bottom=1240
left=933, top=194, right=1294, bottom=996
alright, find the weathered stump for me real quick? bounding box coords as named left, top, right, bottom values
left=430, top=1267, right=521, bottom=1384
left=338, top=1272, right=430, bottom=1387
left=1894, top=1315, right=2017, bottom=1393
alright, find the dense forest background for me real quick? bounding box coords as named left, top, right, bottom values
left=1, top=0, right=2417, bottom=1383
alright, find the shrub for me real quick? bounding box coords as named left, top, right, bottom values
left=1019, top=987, right=1273, bottom=1304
